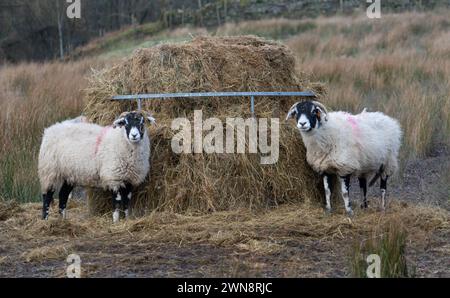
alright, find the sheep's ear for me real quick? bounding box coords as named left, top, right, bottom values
left=314, top=107, right=328, bottom=122
left=113, top=117, right=126, bottom=128
left=314, top=107, right=322, bottom=120
left=312, top=101, right=328, bottom=121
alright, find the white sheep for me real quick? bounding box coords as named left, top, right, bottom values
left=286, top=100, right=402, bottom=215
left=38, top=111, right=156, bottom=222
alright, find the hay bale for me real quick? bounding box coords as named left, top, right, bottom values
left=84, top=36, right=324, bottom=216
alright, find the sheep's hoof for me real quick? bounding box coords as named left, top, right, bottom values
left=324, top=208, right=332, bottom=215
left=113, top=209, right=120, bottom=223
left=360, top=202, right=368, bottom=209
left=59, top=209, right=67, bottom=220
left=346, top=209, right=354, bottom=217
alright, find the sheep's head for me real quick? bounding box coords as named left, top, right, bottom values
left=113, top=110, right=156, bottom=144
left=286, top=100, right=328, bottom=133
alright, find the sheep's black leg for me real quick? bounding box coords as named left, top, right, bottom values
left=119, top=182, right=133, bottom=219
left=112, top=190, right=121, bottom=223
left=42, top=190, right=54, bottom=220
left=358, top=177, right=368, bottom=209
left=323, top=174, right=333, bottom=213
left=380, top=175, right=389, bottom=210
left=58, top=181, right=73, bottom=219
left=340, top=175, right=353, bottom=216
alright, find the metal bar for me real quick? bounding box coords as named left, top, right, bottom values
left=112, top=91, right=316, bottom=100
left=137, top=98, right=141, bottom=111
left=250, top=95, right=255, bottom=117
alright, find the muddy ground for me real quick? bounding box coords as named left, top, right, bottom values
left=0, top=150, right=448, bottom=278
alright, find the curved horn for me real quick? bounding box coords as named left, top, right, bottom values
left=144, top=111, right=156, bottom=125
left=112, top=111, right=130, bottom=128
left=285, top=102, right=300, bottom=121
left=312, top=101, right=328, bottom=121
left=133, top=110, right=156, bottom=125
left=135, top=110, right=155, bottom=125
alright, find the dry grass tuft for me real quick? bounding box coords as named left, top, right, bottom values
left=34, top=219, right=88, bottom=238
left=0, top=200, right=24, bottom=221
left=84, top=35, right=325, bottom=215
left=22, top=244, right=74, bottom=263
left=350, top=220, right=412, bottom=278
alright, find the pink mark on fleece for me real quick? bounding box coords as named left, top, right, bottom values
left=346, top=115, right=360, bottom=137
left=95, top=126, right=112, bottom=155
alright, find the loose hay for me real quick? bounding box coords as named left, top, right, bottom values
left=0, top=200, right=24, bottom=221
left=1, top=201, right=448, bottom=277
left=84, top=36, right=325, bottom=215
left=22, top=244, right=73, bottom=263
left=126, top=201, right=450, bottom=250
left=35, top=219, right=88, bottom=238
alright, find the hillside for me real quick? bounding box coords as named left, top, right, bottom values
left=2, top=0, right=449, bottom=62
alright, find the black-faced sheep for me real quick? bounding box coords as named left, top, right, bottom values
left=286, top=101, right=402, bottom=215
left=38, top=111, right=156, bottom=222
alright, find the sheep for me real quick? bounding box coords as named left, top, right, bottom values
left=62, top=115, right=88, bottom=201
left=286, top=100, right=401, bottom=215
left=38, top=111, right=156, bottom=222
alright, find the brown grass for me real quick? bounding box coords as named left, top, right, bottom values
left=84, top=36, right=324, bottom=215
left=351, top=220, right=412, bottom=277
left=285, top=11, right=450, bottom=161
left=216, top=18, right=317, bottom=39
left=0, top=58, right=111, bottom=202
